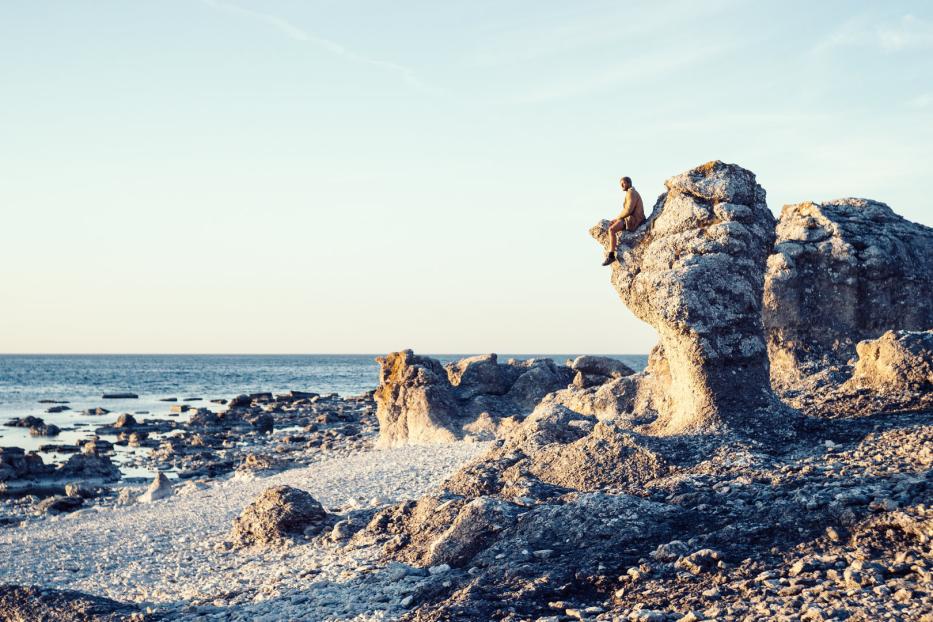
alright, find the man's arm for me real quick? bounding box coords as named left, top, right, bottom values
left=618, top=188, right=634, bottom=219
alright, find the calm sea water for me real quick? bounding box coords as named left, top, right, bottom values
left=0, top=354, right=647, bottom=462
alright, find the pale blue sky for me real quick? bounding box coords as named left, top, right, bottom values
left=1, top=1, right=931, bottom=354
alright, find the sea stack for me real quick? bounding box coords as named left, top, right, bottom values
left=591, top=161, right=785, bottom=436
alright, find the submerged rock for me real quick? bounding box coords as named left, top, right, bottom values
left=229, top=485, right=328, bottom=547
left=765, top=198, right=933, bottom=389
left=592, top=160, right=788, bottom=437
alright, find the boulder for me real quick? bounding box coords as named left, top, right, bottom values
left=569, top=356, right=637, bottom=390
left=569, top=355, right=635, bottom=378
left=445, top=354, right=512, bottom=400
left=374, top=350, right=465, bottom=447
left=0, top=447, right=53, bottom=482
left=5, top=416, right=45, bottom=429
left=591, top=161, right=788, bottom=436
left=114, top=414, right=137, bottom=428
left=846, top=330, right=933, bottom=392
left=764, top=198, right=933, bottom=389
left=58, top=453, right=121, bottom=481
left=138, top=472, right=173, bottom=503
left=374, top=350, right=574, bottom=447
left=29, top=423, right=61, bottom=437
left=36, top=495, right=84, bottom=514
left=229, top=485, right=328, bottom=547
left=228, top=394, right=252, bottom=409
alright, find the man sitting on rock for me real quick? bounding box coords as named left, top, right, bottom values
left=602, top=176, right=645, bottom=266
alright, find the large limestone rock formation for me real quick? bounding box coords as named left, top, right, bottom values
left=591, top=161, right=784, bottom=436
left=764, top=198, right=933, bottom=390
left=373, top=350, right=575, bottom=447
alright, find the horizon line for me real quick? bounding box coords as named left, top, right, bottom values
left=0, top=351, right=650, bottom=357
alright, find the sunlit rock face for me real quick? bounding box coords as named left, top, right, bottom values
left=373, top=350, right=573, bottom=447
left=764, top=198, right=933, bottom=390
left=592, top=161, right=783, bottom=436
left=846, top=329, right=933, bottom=393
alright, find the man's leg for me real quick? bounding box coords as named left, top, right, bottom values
left=602, top=219, right=625, bottom=265
left=608, top=220, right=624, bottom=253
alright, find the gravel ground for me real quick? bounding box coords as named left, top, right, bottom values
left=0, top=442, right=487, bottom=621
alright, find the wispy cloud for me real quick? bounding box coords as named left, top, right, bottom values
left=813, top=13, right=933, bottom=54
left=198, top=0, right=439, bottom=95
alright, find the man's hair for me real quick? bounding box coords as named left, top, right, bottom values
left=621, top=176, right=632, bottom=185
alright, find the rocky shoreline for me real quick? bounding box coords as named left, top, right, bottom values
left=1, top=160, right=931, bottom=621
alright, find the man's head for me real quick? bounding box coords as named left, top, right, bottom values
left=620, top=176, right=632, bottom=190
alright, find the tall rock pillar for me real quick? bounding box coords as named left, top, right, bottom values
left=592, top=161, right=784, bottom=435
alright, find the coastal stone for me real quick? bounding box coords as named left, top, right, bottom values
left=764, top=198, right=933, bottom=388
left=57, top=453, right=120, bottom=481
left=228, top=394, right=252, bottom=409
left=29, top=423, right=61, bottom=437
left=45, top=405, right=70, bottom=413
left=374, top=350, right=468, bottom=447
left=246, top=412, right=274, bottom=434
left=675, top=549, right=722, bottom=575
left=846, top=330, right=932, bottom=392
left=0, top=446, right=51, bottom=482
left=230, top=485, right=328, bottom=547
left=114, top=414, right=138, bottom=428
left=374, top=349, right=572, bottom=447
left=82, top=407, right=110, bottom=416
left=569, top=355, right=635, bottom=379
left=5, top=416, right=46, bottom=429
left=652, top=540, right=691, bottom=562
left=591, top=161, right=788, bottom=437
left=36, top=495, right=84, bottom=514
left=115, top=488, right=135, bottom=506
left=138, top=472, right=173, bottom=503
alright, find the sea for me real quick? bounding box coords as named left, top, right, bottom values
left=0, top=354, right=648, bottom=474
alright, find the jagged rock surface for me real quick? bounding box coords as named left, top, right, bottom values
left=0, top=585, right=145, bottom=621
left=847, top=330, right=933, bottom=392
left=591, top=161, right=786, bottom=436
left=765, top=198, right=933, bottom=393
left=229, top=485, right=329, bottom=548
left=373, top=350, right=574, bottom=447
